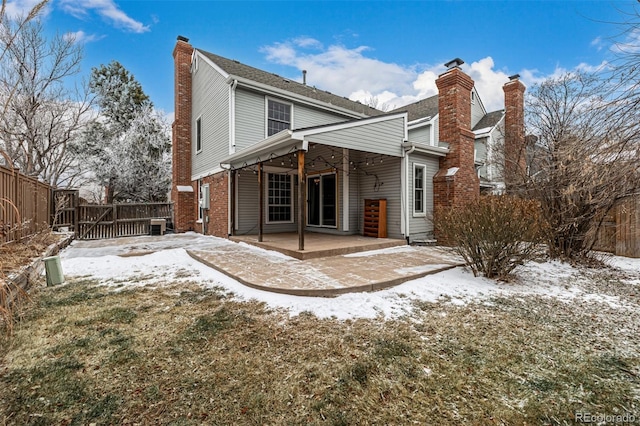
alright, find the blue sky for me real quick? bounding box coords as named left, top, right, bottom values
left=8, top=0, right=640, bottom=118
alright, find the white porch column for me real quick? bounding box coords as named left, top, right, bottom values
left=342, top=148, right=349, bottom=231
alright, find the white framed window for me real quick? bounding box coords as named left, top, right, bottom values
left=195, top=116, right=202, bottom=153
left=266, top=173, right=293, bottom=223
left=413, top=163, right=427, bottom=217
left=266, top=98, right=292, bottom=137
left=197, top=179, right=204, bottom=221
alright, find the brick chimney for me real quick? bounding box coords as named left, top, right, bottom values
left=171, top=35, right=195, bottom=232
left=433, top=60, right=479, bottom=226
left=502, top=74, right=526, bottom=191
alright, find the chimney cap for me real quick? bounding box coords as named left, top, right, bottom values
left=444, top=58, right=464, bottom=69
left=508, top=74, right=520, bottom=81
left=177, top=35, right=189, bottom=43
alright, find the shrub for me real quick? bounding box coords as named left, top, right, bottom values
left=434, top=195, right=548, bottom=280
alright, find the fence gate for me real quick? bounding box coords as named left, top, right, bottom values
left=52, top=189, right=79, bottom=232
left=77, top=202, right=173, bottom=240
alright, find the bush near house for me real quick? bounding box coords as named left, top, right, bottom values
left=435, top=195, right=548, bottom=280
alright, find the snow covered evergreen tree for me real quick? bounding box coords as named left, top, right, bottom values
left=77, top=61, right=171, bottom=203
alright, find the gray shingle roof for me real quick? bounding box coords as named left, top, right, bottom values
left=197, top=49, right=384, bottom=117
left=390, top=95, right=439, bottom=122
left=392, top=95, right=505, bottom=132
left=472, top=110, right=504, bottom=131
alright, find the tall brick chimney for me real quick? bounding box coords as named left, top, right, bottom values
left=502, top=74, right=526, bottom=191
left=433, top=59, right=479, bottom=225
left=171, top=35, right=195, bottom=232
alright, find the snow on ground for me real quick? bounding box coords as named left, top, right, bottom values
left=58, top=233, right=640, bottom=320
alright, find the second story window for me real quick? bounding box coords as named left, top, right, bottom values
left=196, top=117, right=202, bottom=153
left=267, top=99, right=291, bottom=137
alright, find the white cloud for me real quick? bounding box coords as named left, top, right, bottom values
left=261, top=38, right=608, bottom=113
left=59, top=0, right=149, bottom=33
left=63, top=30, right=103, bottom=44
left=260, top=39, right=536, bottom=112
left=3, top=0, right=50, bottom=19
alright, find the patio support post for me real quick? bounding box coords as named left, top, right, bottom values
left=258, top=162, right=263, bottom=242
left=297, top=150, right=305, bottom=251
left=229, top=170, right=236, bottom=236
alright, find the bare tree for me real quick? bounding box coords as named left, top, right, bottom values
left=0, top=17, right=93, bottom=187
left=363, top=95, right=394, bottom=112
left=522, top=71, right=640, bottom=259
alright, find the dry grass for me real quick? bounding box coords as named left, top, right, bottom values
left=0, top=230, right=61, bottom=274
left=0, top=230, right=62, bottom=336
left=0, top=268, right=638, bottom=425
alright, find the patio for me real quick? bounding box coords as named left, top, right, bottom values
left=230, top=232, right=407, bottom=260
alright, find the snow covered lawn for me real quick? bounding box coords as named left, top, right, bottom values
left=1, top=234, right=638, bottom=424
left=59, top=233, right=640, bottom=321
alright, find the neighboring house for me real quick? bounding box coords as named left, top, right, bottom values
left=171, top=36, right=525, bottom=247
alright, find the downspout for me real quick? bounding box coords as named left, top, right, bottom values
left=227, top=79, right=238, bottom=236
left=401, top=144, right=417, bottom=243
left=229, top=79, right=238, bottom=154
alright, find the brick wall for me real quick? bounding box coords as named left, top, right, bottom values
left=195, top=171, right=229, bottom=237
left=503, top=77, right=526, bottom=191
left=433, top=66, right=480, bottom=243
left=171, top=36, right=195, bottom=232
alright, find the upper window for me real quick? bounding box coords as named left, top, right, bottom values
left=267, top=173, right=293, bottom=223
left=413, top=164, right=426, bottom=216
left=267, top=99, right=291, bottom=137
left=196, top=117, right=202, bottom=153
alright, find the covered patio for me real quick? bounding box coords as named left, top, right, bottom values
left=231, top=232, right=407, bottom=260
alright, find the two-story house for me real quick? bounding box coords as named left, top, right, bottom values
left=171, top=36, right=525, bottom=249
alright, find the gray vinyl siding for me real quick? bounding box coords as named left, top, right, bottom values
left=235, top=89, right=265, bottom=152
left=408, top=125, right=431, bottom=145
left=488, top=124, right=504, bottom=182
left=235, top=89, right=354, bottom=152
left=235, top=171, right=297, bottom=235
left=351, top=153, right=403, bottom=239
left=475, top=137, right=488, bottom=181
left=471, top=92, right=485, bottom=129
left=433, top=116, right=440, bottom=146
left=306, top=117, right=405, bottom=157
left=295, top=104, right=348, bottom=129
left=408, top=153, right=439, bottom=241
left=192, top=61, right=230, bottom=177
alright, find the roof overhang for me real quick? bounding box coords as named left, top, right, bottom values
left=222, top=113, right=409, bottom=169
left=220, top=130, right=306, bottom=170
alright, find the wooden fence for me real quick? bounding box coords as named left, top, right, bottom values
left=594, top=198, right=640, bottom=258
left=52, top=189, right=79, bottom=232
left=0, top=164, right=51, bottom=244
left=77, top=202, right=173, bottom=240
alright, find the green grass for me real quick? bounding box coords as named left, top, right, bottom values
left=0, top=269, right=638, bottom=425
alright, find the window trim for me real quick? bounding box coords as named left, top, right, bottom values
left=265, top=97, right=293, bottom=138
left=265, top=172, right=294, bottom=224
left=197, top=179, right=204, bottom=222
left=413, top=163, right=427, bottom=217
left=195, top=116, right=202, bottom=154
